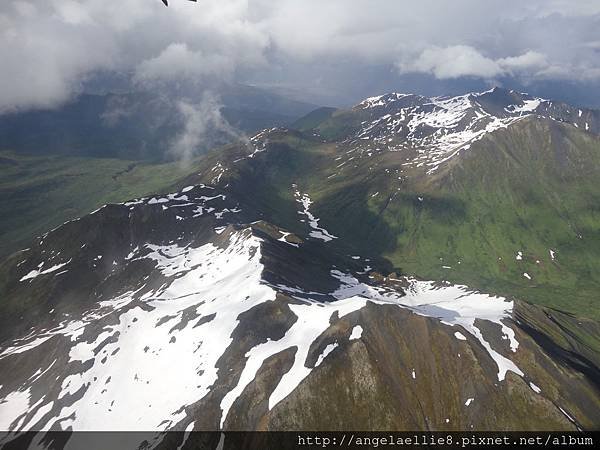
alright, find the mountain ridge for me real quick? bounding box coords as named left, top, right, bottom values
left=0, top=181, right=598, bottom=438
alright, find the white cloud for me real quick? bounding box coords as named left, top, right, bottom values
left=168, top=92, right=247, bottom=162
left=133, top=43, right=235, bottom=84
left=397, top=46, right=504, bottom=79
left=0, top=1, right=118, bottom=112
left=51, top=0, right=93, bottom=25
left=396, top=46, right=554, bottom=80
left=0, top=0, right=268, bottom=113
left=498, top=51, right=549, bottom=73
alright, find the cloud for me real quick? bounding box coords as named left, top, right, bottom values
left=168, top=92, right=247, bottom=163
left=0, top=0, right=268, bottom=113
left=133, top=43, right=235, bottom=85
left=0, top=1, right=118, bottom=113
left=396, top=46, right=552, bottom=80
left=1, top=0, right=600, bottom=112
left=498, top=51, right=549, bottom=72
left=397, top=46, right=504, bottom=79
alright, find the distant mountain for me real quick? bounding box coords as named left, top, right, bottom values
left=0, top=84, right=317, bottom=161
left=0, top=87, right=599, bottom=443
left=318, top=87, right=599, bottom=173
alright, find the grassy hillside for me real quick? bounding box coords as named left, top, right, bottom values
left=188, top=119, right=600, bottom=320
left=375, top=120, right=600, bottom=318
left=0, top=151, right=197, bottom=258
left=292, top=107, right=337, bottom=131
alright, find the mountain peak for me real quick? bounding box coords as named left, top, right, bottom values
left=356, top=92, right=427, bottom=110
left=342, top=88, right=598, bottom=174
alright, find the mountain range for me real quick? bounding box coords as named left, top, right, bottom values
left=0, top=83, right=317, bottom=161
left=0, top=87, right=599, bottom=447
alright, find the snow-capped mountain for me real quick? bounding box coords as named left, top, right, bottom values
left=1, top=87, right=600, bottom=448
left=345, top=87, right=599, bottom=174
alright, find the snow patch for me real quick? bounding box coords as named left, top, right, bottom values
left=349, top=325, right=363, bottom=341
left=330, top=272, right=524, bottom=382
left=315, top=343, right=339, bottom=367
left=454, top=331, right=467, bottom=341
left=219, top=296, right=367, bottom=426
left=1, top=231, right=275, bottom=431
left=20, top=260, right=71, bottom=282
left=293, top=187, right=337, bottom=242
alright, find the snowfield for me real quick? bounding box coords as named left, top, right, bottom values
left=0, top=225, right=537, bottom=433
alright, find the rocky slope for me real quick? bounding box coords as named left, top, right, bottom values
left=0, top=87, right=599, bottom=448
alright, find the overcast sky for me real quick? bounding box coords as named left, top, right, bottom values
left=2, top=0, right=600, bottom=112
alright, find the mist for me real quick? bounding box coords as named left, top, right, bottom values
left=168, top=92, right=249, bottom=164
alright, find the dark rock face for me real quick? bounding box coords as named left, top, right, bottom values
left=1, top=89, right=600, bottom=448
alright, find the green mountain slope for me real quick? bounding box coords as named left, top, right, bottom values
left=185, top=116, right=600, bottom=321
left=291, top=106, right=337, bottom=131
left=403, top=119, right=600, bottom=317
left=0, top=151, right=199, bottom=258
left=0, top=84, right=318, bottom=258
left=2, top=88, right=599, bottom=322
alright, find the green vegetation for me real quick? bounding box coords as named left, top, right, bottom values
left=0, top=151, right=197, bottom=257
left=291, top=107, right=337, bottom=131
left=376, top=120, right=600, bottom=320
left=200, top=117, right=600, bottom=321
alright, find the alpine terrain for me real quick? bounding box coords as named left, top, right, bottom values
left=1, top=87, right=600, bottom=448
